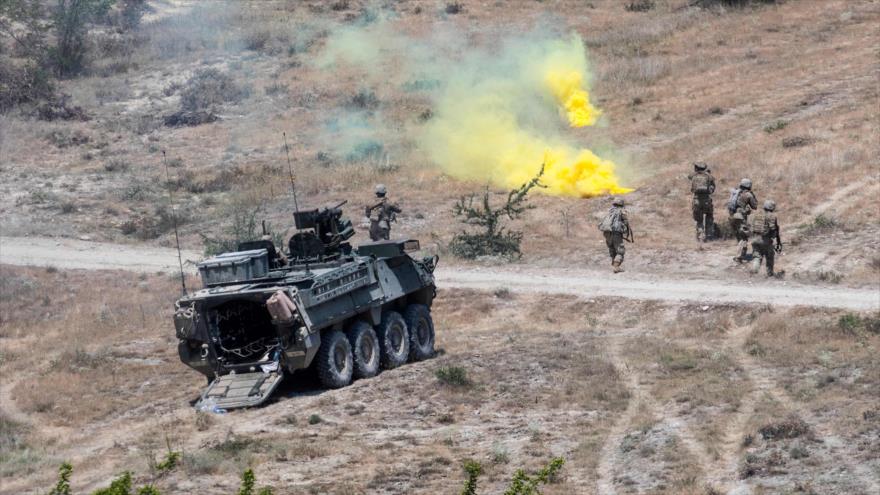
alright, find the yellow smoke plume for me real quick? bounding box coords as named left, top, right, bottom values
left=423, top=35, right=631, bottom=197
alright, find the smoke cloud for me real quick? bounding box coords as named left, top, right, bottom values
left=317, top=16, right=632, bottom=197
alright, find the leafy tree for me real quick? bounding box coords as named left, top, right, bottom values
left=449, top=165, right=545, bottom=260
left=50, top=0, right=115, bottom=77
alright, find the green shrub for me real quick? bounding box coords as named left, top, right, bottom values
left=48, top=462, right=73, bottom=495
left=450, top=166, right=545, bottom=260
left=238, top=468, right=274, bottom=495
left=460, top=460, right=481, bottom=495
left=308, top=414, right=323, bottom=425
left=763, top=120, right=788, bottom=133
left=154, top=450, right=180, bottom=473
left=91, top=472, right=131, bottom=495
left=436, top=366, right=472, bottom=387
left=179, top=68, right=250, bottom=114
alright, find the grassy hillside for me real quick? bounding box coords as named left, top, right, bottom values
left=1, top=0, right=877, bottom=286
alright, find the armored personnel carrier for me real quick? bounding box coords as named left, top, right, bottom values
left=172, top=202, right=438, bottom=410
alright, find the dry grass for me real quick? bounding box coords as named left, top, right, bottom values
left=1, top=0, right=877, bottom=287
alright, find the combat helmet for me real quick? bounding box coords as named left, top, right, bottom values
left=693, top=162, right=708, bottom=171
left=375, top=184, right=387, bottom=197
left=763, top=199, right=776, bottom=212
left=612, top=197, right=625, bottom=207
left=740, top=178, right=752, bottom=190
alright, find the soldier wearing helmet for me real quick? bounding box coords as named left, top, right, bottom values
left=749, top=199, right=782, bottom=276
left=729, top=177, right=758, bottom=262
left=598, top=196, right=632, bottom=273
left=365, top=184, right=401, bottom=241
left=688, top=162, right=716, bottom=242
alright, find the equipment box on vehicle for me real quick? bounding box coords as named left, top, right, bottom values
left=198, top=249, right=269, bottom=286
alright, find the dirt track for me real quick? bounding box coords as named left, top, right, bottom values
left=2, top=236, right=877, bottom=311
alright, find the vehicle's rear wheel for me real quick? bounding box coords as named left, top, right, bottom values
left=315, top=329, right=353, bottom=388
left=404, top=304, right=434, bottom=361
left=347, top=321, right=380, bottom=379
left=377, top=311, right=409, bottom=369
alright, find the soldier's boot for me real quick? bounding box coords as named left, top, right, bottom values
left=612, top=255, right=624, bottom=273
left=696, top=225, right=705, bottom=243
left=766, top=257, right=775, bottom=277
left=750, top=256, right=762, bottom=274
left=705, top=218, right=714, bottom=241
left=734, top=241, right=749, bottom=263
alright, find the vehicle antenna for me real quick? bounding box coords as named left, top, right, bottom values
left=283, top=132, right=300, bottom=213
left=163, top=150, right=188, bottom=296
left=282, top=133, right=311, bottom=274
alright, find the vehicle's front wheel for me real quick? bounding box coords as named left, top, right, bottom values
left=347, top=321, right=380, bottom=379
left=315, top=329, right=353, bottom=388
left=377, top=311, right=409, bottom=369
left=404, top=304, right=434, bottom=361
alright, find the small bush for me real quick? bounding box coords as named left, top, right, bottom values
left=436, top=366, right=472, bottom=387
left=763, top=120, right=788, bottom=133
left=242, top=30, right=271, bottom=52
left=103, top=158, right=129, bottom=172
left=460, top=460, right=481, bottom=495
left=308, top=414, right=323, bottom=425
left=154, top=450, right=181, bottom=473
left=179, top=68, right=250, bottom=114
left=48, top=462, right=73, bottom=495
left=450, top=166, right=545, bottom=260
left=238, top=468, right=274, bottom=495
left=331, top=0, right=349, bottom=11
left=0, top=60, right=55, bottom=113
left=782, top=136, right=811, bottom=148
left=758, top=416, right=810, bottom=440
left=445, top=2, right=464, bottom=14
left=625, top=0, right=655, bottom=12
left=91, top=471, right=132, bottom=495
left=350, top=89, right=379, bottom=110
left=46, top=129, right=90, bottom=148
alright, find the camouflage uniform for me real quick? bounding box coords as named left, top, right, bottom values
left=365, top=197, right=401, bottom=241
left=599, top=198, right=630, bottom=273
left=730, top=185, right=757, bottom=262
left=688, top=165, right=716, bottom=242
left=750, top=201, right=782, bottom=276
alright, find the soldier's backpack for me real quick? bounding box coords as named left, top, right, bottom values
left=750, top=212, right=769, bottom=236
left=726, top=188, right=741, bottom=215
left=691, top=173, right=711, bottom=194
left=598, top=208, right=625, bottom=233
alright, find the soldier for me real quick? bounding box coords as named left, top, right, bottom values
left=688, top=162, right=716, bottom=242
left=598, top=197, right=631, bottom=273
left=749, top=200, right=782, bottom=276
left=729, top=178, right=758, bottom=262
left=364, top=184, right=401, bottom=241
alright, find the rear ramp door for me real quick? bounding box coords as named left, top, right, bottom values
left=197, top=371, right=283, bottom=410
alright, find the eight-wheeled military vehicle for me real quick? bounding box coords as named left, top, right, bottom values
left=172, top=202, right=438, bottom=410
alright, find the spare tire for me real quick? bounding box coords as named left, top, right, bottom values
left=315, top=329, right=353, bottom=388
left=404, top=304, right=435, bottom=361
left=377, top=311, right=409, bottom=369
left=347, top=321, right=380, bottom=379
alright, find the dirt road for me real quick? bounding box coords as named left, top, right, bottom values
left=1, top=236, right=877, bottom=311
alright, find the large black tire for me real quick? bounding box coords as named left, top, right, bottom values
left=315, top=329, right=353, bottom=388
left=404, top=304, right=435, bottom=362
left=346, top=321, right=380, bottom=379
left=376, top=311, right=409, bottom=369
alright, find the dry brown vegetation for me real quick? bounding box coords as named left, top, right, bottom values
left=1, top=265, right=877, bottom=493
left=1, top=0, right=878, bottom=493
left=0, top=0, right=877, bottom=285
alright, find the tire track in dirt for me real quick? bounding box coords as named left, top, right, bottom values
left=702, top=324, right=880, bottom=494
left=595, top=333, right=712, bottom=494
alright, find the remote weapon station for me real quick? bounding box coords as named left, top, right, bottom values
left=172, top=141, right=438, bottom=410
